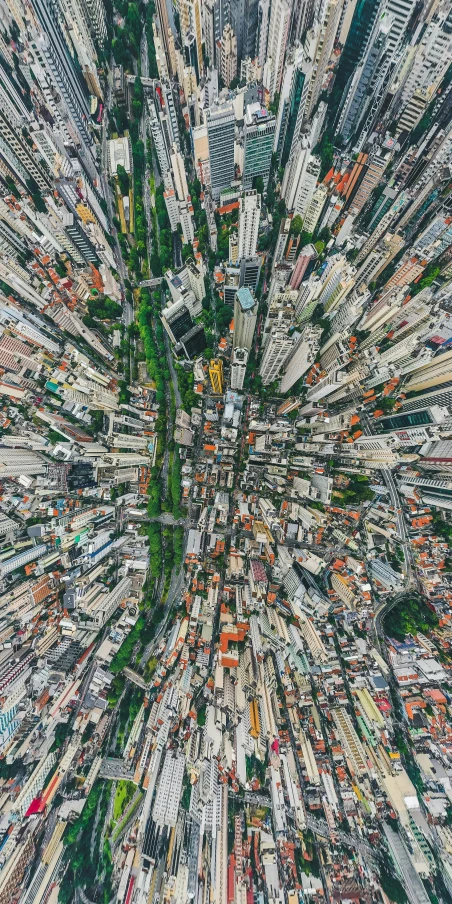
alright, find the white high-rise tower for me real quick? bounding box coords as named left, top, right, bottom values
left=238, top=191, right=261, bottom=261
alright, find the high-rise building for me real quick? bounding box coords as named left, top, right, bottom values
left=290, top=245, right=318, bottom=289
left=230, top=347, right=249, bottom=390
left=337, top=12, right=391, bottom=142
left=234, top=0, right=260, bottom=63
left=259, top=327, right=294, bottom=385
left=206, top=102, right=236, bottom=199
left=282, top=139, right=320, bottom=216
left=418, top=440, right=452, bottom=474
left=289, top=0, right=315, bottom=44
left=154, top=0, right=175, bottom=76
left=0, top=112, right=51, bottom=192
left=413, top=216, right=452, bottom=262
left=242, top=105, right=276, bottom=191
left=162, top=304, right=194, bottom=343
left=315, top=254, right=351, bottom=309
left=350, top=153, right=387, bottom=214
left=161, top=82, right=181, bottom=151
left=366, top=187, right=399, bottom=232
left=238, top=191, right=261, bottom=260
left=211, top=0, right=232, bottom=58
left=149, top=97, right=171, bottom=173
left=209, top=358, right=224, bottom=393
left=179, top=199, right=195, bottom=243
left=256, top=0, right=271, bottom=67
left=184, top=33, right=200, bottom=83
left=82, top=0, right=107, bottom=48
left=240, top=256, right=262, bottom=291
left=385, top=255, right=425, bottom=289
left=273, top=50, right=298, bottom=158
left=334, top=0, right=384, bottom=93
left=0, top=64, right=32, bottom=129
left=229, top=232, right=239, bottom=264
left=279, top=58, right=312, bottom=166
left=220, top=24, right=238, bottom=87
left=179, top=324, right=207, bottom=358
left=396, top=90, right=429, bottom=138
left=264, top=0, right=291, bottom=99
left=355, top=233, right=404, bottom=286
left=305, top=0, right=343, bottom=119
left=23, top=0, right=101, bottom=184
left=280, top=325, right=322, bottom=393
left=55, top=0, right=103, bottom=98
left=385, top=0, right=418, bottom=54
left=233, top=287, right=258, bottom=351
left=171, top=148, right=189, bottom=201
left=393, top=9, right=452, bottom=126
left=164, top=184, right=181, bottom=231
left=203, top=0, right=216, bottom=66
left=303, top=184, right=328, bottom=234
left=180, top=0, right=203, bottom=76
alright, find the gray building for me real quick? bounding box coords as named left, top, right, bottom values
left=242, top=104, right=276, bottom=190
left=206, top=102, right=235, bottom=199
left=233, top=286, right=258, bottom=351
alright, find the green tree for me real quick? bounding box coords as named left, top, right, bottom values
left=116, top=164, right=130, bottom=196
left=269, top=92, right=280, bottom=115
left=290, top=214, right=303, bottom=235
left=125, top=2, right=141, bottom=54
left=132, top=76, right=144, bottom=119
left=314, top=130, right=334, bottom=181
left=379, top=862, right=407, bottom=904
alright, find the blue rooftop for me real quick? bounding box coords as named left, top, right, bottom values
left=237, top=287, right=255, bottom=310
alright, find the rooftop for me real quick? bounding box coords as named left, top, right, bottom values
left=236, top=287, right=255, bottom=311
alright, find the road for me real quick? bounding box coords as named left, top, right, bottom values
left=207, top=267, right=219, bottom=342
left=304, top=815, right=378, bottom=864
left=275, top=652, right=378, bottom=885
left=99, top=758, right=135, bottom=781
left=140, top=27, right=149, bottom=79
left=140, top=560, right=185, bottom=667
left=382, top=823, right=431, bottom=904
left=139, top=277, right=163, bottom=288
left=164, top=332, right=182, bottom=406
left=173, top=232, right=182, bottom=269
left=360, top=411, right=415, bottom=586
left=100, top=58, right=131, bottom=326
left=372, top=588, right=425, bottom=655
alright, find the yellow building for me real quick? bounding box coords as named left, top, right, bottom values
left=209, top=358, right=224, bottom=394
left=180, top=0, right=203, bottom=75
left=250, top=699, right=260, bottom=739
left=76, top=203, right=96, bottom=224
left=253, top=520, right=274, bottom=544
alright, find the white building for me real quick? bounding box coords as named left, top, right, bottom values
left=220, top=24, right=237, bottom=87
left=282, top=138, right=320, bottom=216
left=179, top=200, right=195, bottom=243
left=305, top=0, right=343, bottom=118
left=280, top=324, right=322, bottom=393
left=260, top=327, right=294, bottom=385
left=170, top=146, right=189, bottom=201
left=264, top=0, right=291, bottom=99
left=230, top=347, right=249, bottom=390
left=238, top=190, right=260, bottom=260
left=303, top=183, right=328, bottom=234
left=164, top=185, right=180, bottom=231
left=153, top=751, right=186, bottom=827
